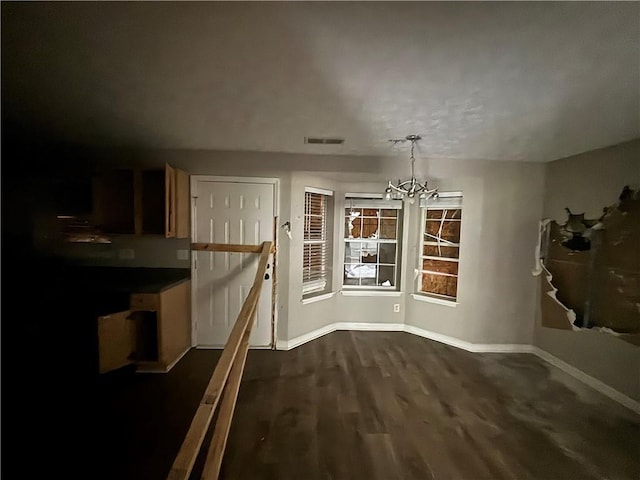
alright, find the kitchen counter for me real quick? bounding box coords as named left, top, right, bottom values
left=52, top=266, right=191, bottom=295
left=4, top=251, right=192, bottom=380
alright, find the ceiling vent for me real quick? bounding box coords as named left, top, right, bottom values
left=304, top=136, right=345, bottom=145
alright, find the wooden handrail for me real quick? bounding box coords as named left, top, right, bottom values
left=167, top=241, right=273, bottom=480
left=192, top=242, right=276, bottom=254
left=201, top=317, right=253, bottom=479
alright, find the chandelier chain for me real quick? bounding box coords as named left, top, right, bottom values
left=410, top=139, right=416, bottom=179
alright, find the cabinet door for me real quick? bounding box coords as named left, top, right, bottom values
left=158, top=280, right=191, bottom=368
left=92, top=169, right=135, bottom=234
left=165, top=163, right=176, bottom=238
left=175, top=168, right=190, bottom=239
left=97, top=310, right=135, bottom=374
left=141, top=168, right=166, bottom=235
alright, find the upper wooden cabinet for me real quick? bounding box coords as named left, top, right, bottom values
left=93, top=163, right=190, bottom=238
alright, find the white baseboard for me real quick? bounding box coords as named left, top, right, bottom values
left=277, top=322, right=404, bottom=349
left=403, top=324, right=534, bottom=353
left=336, top=322, right=405, bottom=332
left=278, top=322, right=529, bottom=353
left=276, top=322, right=640, bottom=415
left=277, top=323, right=337, bottom=350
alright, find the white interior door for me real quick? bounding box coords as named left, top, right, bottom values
left=192, top=178, right=275, bottom=348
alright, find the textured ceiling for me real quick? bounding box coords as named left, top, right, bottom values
left=2, top=1, right=639, bottom=162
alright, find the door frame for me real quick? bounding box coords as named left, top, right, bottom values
left=189, top=175, right=280, bottom=348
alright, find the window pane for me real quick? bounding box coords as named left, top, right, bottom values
left=423, top=244, right=459, bottom=258
left=378, top=266, right=395, bottom=286
left=422, top=259, right=459, bottom=275
left=344, top=217, right=362, bottom=238
left=421, top=273, right=458, bottom=298
left=425, top=221, right=460, bottom=243
left=362, top=250, right=378, bottom=263
left=303, top=243, right=327, bottom=282
left=344, top=242, right=360, bottom=263
left=345, top=207, right=362, bottom=217
left=426, top=208, right=461, bottom=220
left=380, top=218, right=397, bottom=239
left=361, top=217, right=378, bottom=238
left=345, top=208, right=362, bottom=238
left=380, top=209, right=397, bottom=218
left=344, top=263, right=376, bottom=279
left=379, top=243, right=396, bottom=264
left=362, top=241, right=377, bottom=250
left=361, top=277, right=377, bottom=286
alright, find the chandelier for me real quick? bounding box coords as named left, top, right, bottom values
left=384, top=134, right=438, bottom=202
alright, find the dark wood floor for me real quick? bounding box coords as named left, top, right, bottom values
left=9, top=331, right=639, bottom=479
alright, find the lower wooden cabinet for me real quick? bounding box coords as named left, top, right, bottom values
left=97, top=310, right=136, bottom=374
left=97, top=279, right=191, bottom=374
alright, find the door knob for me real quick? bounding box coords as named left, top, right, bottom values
left=264, top=273, right=270, bottom=280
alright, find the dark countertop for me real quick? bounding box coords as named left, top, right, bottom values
left=2, top=246, right=192, bottom=379
left=56, top=266, right=191, bottom=295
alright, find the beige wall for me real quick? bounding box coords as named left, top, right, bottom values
left=534, top=139, right=640, bottom=401
left=42, top=234, right=191, bottom=268
left=40, top=147, right=547, bottom=348
left=405, top=160, right=545, bottom=345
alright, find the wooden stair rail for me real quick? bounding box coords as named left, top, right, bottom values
left=192, top=242, right=276, bottom=254
left=167, top=241, right=273, bottom=480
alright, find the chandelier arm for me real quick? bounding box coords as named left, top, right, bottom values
left=386, top=181, right=407, bottom=193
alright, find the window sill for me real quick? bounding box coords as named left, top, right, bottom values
left=341, top=290, right=403, bottom=297
left=301, top=292, right=336, bottom=305
left=411, top=293, right=458, bottom=307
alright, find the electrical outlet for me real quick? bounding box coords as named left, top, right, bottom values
left=393, top=304, right=400, bottom=313
left=118, top=248, right=135, bottom=260
left=177, top=249, right=189, bottom=261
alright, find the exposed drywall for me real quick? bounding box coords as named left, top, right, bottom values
left=534, top=139, right=640, bottom=401
left=537, top=189, right=640, bottom=341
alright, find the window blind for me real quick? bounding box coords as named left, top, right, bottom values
left=303, top=190, right=331, bottom=295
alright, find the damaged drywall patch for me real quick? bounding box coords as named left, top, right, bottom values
left=534, top=186, right=640, bottom=346
left=539, top=263, right=579, bottom=331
